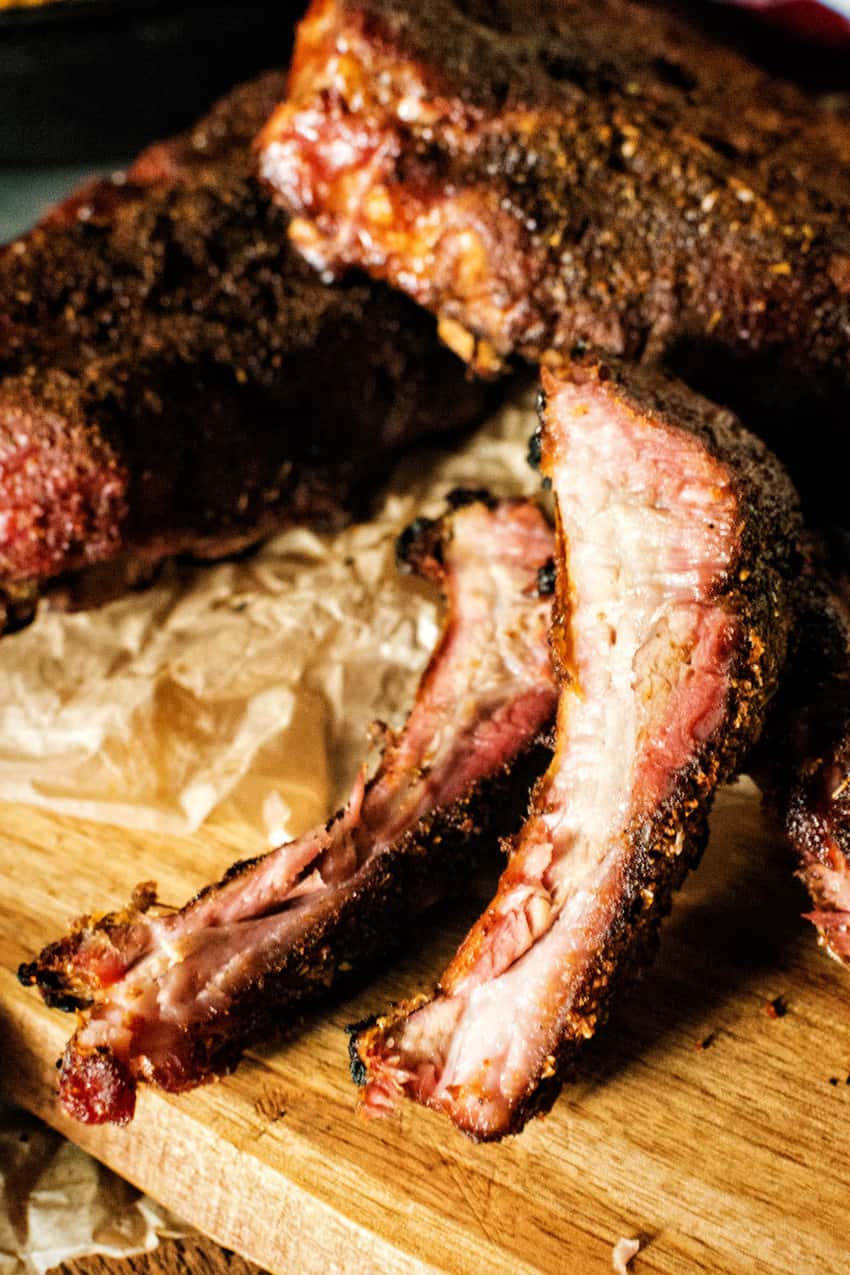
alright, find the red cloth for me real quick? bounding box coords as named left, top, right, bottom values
left=726, top=0, right=850, bottom=41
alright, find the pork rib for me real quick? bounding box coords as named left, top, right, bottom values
left=755, top=554, right=850, bottom=965
left=259, top=0, right=850, bottom=510
left=0, top=72, right=491, bottom=634
left=353, top=356, right=801, bottom=1140
left=18, top=495, right=556, bottom=1124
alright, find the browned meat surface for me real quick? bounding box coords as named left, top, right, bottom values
left=18, top=495, right=557, bottom=1124
left=755, top=554, right=850, bottom=965
left=0, top=71, right=492, bottom=635
left=259, top=0, right=850, bottom=511
left=353, top=355, right=801, bottom=1140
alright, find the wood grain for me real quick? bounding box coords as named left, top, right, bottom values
left=2, top=782, right=850, bottom=1274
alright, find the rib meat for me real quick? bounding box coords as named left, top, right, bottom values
left=18, top=495, right=556, bottom=1124
left=0, top=72, right=491, bottom=634
left=353, top=355, right=801, bottom=1140
left=755, top=553, right=850, bottom=965
left=259, top=0, right=850, bottom=508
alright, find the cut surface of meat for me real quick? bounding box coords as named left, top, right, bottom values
left=0, top=72, right=491, bottom=635
left=353, top=355, right=801, bottom=1140
left=18, top=495, right=556, bottom=1124
left=755, top=552, right=850, bottom=965
left=259, top=0, right=850, bottom=510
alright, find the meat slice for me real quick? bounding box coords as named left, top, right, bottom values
left=353, top=355, right=801, bottom=1140
left=0, top=72, right=491, bottom=635
left=259, top=0, right=850, bottom=508
left=755, top=554, right=850, bottom=965
left=18, top=495, right=556, bottom=1124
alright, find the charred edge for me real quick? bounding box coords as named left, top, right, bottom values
left=395, top=493, right=494, bottom=571
left=17, top=961, right=84, bottom=1011
left=536, top=558, right=556, bottom=597
left=527, top=425, right=543, bottom=472
left=444, top=486, right=494, bottom=510
left=345, top=1016, right=377, bottom=1085
left=395, top=516, right=438, bottom=571
left=219, top=853, right=267, bottom=886
left=18, top=885, right=161, bottom=1007
left=48, top=993, right=84, bottom=1014
left=466, top=1072, right=566, bottom=1145
left=17, top=961, right=38, bottom=987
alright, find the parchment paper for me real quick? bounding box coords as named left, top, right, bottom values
left=0, top=388, right=540, bottom=846
left=0, top=1102, right=193, bottom=1275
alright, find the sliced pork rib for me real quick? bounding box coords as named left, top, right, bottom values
left=0, top=72, right=491, bottom=635
left=755, top=556, right=850, bottom=965
left=353, top=356, right=801, bottom=1140
left=259, top=0, right=850, bottom=511
left=18, top=496, right=556, bottom=1124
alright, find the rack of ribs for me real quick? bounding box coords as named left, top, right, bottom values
left=0, top=71, right=492, bottom=635
left=18, top=494, right=557, bottom=1124
left=259, top=0, right=850, bottom=513
left=352, top=354, right=802, bottom=1140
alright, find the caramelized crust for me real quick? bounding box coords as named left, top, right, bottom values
left=260, top=0, right=850, bottom=509
left=1, top=72, right=491, bottom=633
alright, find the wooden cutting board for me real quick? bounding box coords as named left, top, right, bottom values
left=1, top=781, right=849, bottom=1274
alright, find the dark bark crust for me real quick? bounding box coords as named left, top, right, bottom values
left=274, top=0, right=850, bottom=365
left=0, top=71, right=491, bottom=633
left=264, top=0, right=850, bottom=512
left=516, top=354, right=804, bottom=1137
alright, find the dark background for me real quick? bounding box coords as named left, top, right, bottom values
left=0, top=0, right=304, bottom=237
